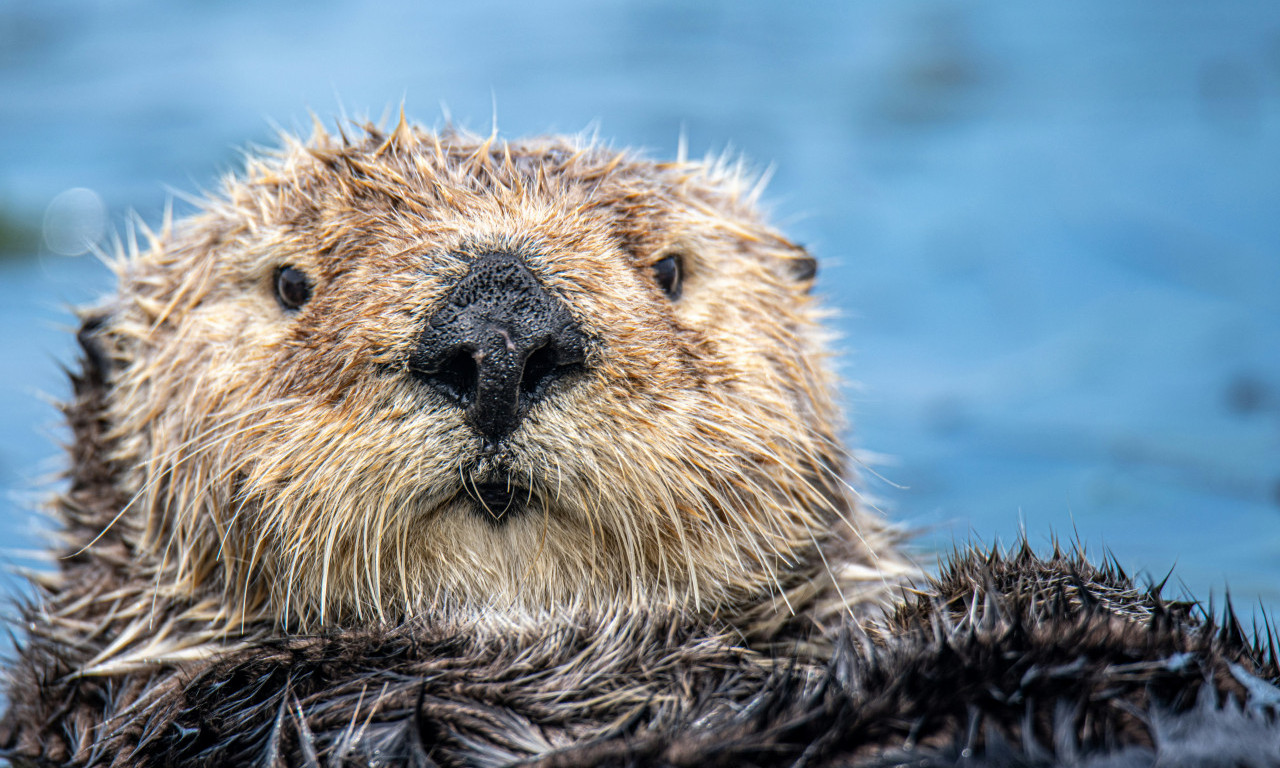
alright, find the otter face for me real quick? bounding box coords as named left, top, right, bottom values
left=89, top=123, right=860, bottom=628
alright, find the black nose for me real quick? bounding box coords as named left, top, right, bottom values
left=408, top=251, right=588, bottom=441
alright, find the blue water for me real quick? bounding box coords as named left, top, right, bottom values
left=2, top=1, right=1279, bottom=615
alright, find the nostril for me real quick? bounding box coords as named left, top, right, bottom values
left=414, top=347, right=478, bottom=408
left=521, top=342, right=585, bottom=401
left=521, top=343, right=555, bottom=398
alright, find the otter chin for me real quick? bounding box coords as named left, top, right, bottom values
left=10, top=116, right=912, bottom=678
left=461, top=476, right=531, bottom=523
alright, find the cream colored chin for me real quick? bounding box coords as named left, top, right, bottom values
left=374, top=495, right=631, bottom=615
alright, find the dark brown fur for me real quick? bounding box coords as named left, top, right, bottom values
left=7, top=543, right=1280, bottom=766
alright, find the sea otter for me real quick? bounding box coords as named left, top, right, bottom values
left=3, top=118, right=1277, bottom=767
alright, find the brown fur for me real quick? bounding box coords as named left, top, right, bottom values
left=7, top=542, right=1280, bottom=767
left=6, top=118, right=910, bottom=686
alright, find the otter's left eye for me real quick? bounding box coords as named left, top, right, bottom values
left=274, top=266, right=312, bottom=310
left=651, top=254, right=682, bottom=300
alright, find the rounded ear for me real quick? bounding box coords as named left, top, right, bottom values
left=785, top=246, right=818, bottom=292
left=75, top=310, right=115, bottom=384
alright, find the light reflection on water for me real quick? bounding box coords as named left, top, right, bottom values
left=1, top=0, right=1279, bottom=616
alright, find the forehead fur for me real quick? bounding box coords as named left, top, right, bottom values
left=216, top=122, right=790, bottom=259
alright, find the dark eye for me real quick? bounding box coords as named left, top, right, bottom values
left=651, top=254, right=682, bottom=300
left=274, top=266, right=312, bottom=310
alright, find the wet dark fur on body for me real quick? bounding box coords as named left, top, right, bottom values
left=7, top=544, right=1280, bottom=767
left=4, top=121, right=1279, bottom=766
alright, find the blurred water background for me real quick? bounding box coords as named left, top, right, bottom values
left=2, top=1, right=1279, bottom=617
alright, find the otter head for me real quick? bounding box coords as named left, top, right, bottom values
left=75, top=119, right=896, bottom=631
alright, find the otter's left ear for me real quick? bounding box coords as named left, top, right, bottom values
left=785, top=247, right=818, bottom=293
left=76, top=310, right=115, bottom=384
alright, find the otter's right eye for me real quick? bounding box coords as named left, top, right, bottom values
left=274, top=266, right=312, bottom=310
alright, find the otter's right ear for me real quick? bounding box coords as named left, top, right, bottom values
left=76, top=311, right=115, bottom=384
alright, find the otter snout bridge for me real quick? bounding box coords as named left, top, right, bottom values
left=409, top=252, right=588, bottom=441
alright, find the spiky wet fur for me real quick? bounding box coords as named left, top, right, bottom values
left=4, top=121, right=909, bottom=697
left=6, top=542, right=1280, bottom=766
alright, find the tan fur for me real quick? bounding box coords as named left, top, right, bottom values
left=40, top=117, right=914, bottom=676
